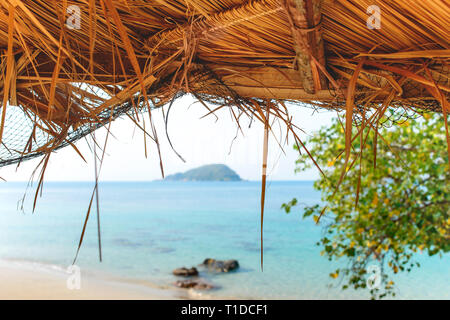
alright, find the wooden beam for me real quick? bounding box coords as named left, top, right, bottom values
left=201, top=65, right=436, bottom=102
left=228, top=85, right=334, bottom=101
left=205, top=65, right=334, bottom=100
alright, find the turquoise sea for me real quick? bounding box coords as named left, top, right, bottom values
left=0, top=181, right=448, bottom=299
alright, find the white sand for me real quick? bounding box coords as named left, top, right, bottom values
left=0, top=260, right=182, bottom=300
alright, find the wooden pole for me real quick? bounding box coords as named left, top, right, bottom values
left=284, top=0, right=326, bottom=94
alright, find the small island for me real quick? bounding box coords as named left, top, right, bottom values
left=164, top=164, right=242, bottom=182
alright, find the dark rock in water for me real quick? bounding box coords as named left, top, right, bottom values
left=174, top=279, right=214, bottom=290
left=152, top=247, right=176, bottom=254
left=113, top=238, right=143, bottom=248
left=202, top=258, right=239, bottom=272
left=172, top=267, right=199, bottom=277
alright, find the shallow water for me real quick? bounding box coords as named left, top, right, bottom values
left=0, top=181, right=448, bottom=299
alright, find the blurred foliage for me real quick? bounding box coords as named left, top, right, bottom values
left=283, top=110, right=449, bottom=299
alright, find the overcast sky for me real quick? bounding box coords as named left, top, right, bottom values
left=0, top=95, right=336, bottom=182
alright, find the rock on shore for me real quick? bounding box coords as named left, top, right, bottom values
left=172, top=267, right=199, bottom=277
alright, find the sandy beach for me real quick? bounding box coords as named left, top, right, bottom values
left=0, top=260, right=182, bottom=300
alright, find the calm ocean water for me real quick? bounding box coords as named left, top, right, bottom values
left=0, top=181, right=448, bottom=299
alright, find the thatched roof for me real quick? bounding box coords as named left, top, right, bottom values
left=0, top=0, right=449, bottom=168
